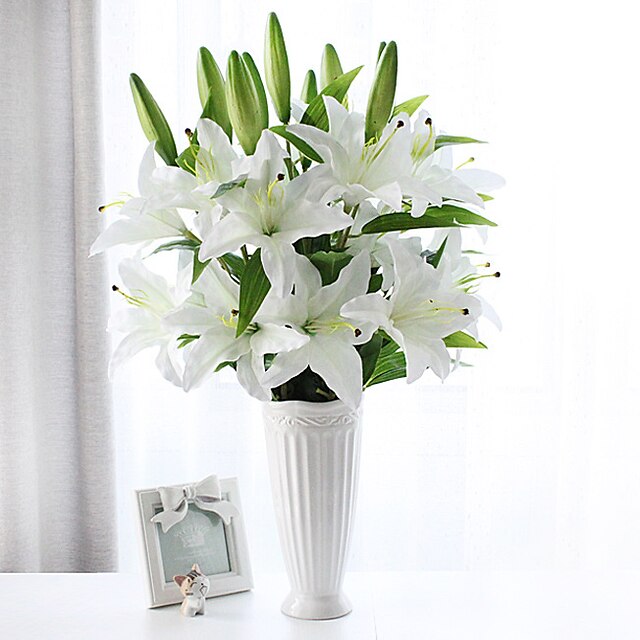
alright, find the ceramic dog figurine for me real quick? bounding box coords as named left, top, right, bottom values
left=174, top=564, right=210, bottom=617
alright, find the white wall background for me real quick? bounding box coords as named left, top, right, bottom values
left=101, top=0, right=640, bottom=574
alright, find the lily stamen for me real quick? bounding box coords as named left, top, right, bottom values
left=98, top=200, right=125, bottom=213
left=458, top=272, right=500, bottom=286
left=411, top=119, right=434, bottom=163
left=305, top=318, right=358, bottom=336
left=455, top=157, right=475, bottom=170
left=216, top=313, right=238, bottom=329
left=111, top=285, right=147, bottom=308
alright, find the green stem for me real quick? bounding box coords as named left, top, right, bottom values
left=217, top=257, right=232, bottom=277
left=284, top=141, right=298, bottom=179
left=335, top=203, right=359, bottom=249
left=241, top=245, right=250, bottom=262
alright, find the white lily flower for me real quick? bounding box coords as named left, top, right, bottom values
left=91, top=119, right=245, bottom=255
left=341, top=239, right=481, bottom=383
left=166, top=260, right=308, bottom=394
left=109, top=257, right=188, bottom=386
left=260, top=252, right=375, bottom=409
left=347, top=231, right=423, bottom=290
left=408, top=112, right=505, bottom=216
left=198, top=130, right=353, bottom=296
left=90, top=145, right=190, bottom=255
left=407, top=113, right=481, bottom=215
left=164, top=261, right=247, bottom=392
left=429, top=229, right=502, bottom=335
left=288, top=97, right=415, bottom=210
left=142, top=118, right=242, bottom=215
left=189, top=118, right=243, bottom=202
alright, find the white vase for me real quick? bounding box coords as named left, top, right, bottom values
left=262, top=399, right=363, bottom=620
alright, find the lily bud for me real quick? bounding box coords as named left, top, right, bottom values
left=242, top=52, right=270, bottom=131
left=129, top=73, right=178, bottom=166
left=197, top=47, right=232, bottom=140
left=377, top=41, right=387, bottom=62
left=365, top=41, right=398, bottom=142
left=320, top=43, right=344, bottom=89
left=264, top=12, right=291, bottom=124
left=300, top=69, right=318, bottom=103
left=225, top=50, right=263, bottom=154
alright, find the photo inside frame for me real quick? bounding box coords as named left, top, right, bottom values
left=154, top=503, right=232, bottom=583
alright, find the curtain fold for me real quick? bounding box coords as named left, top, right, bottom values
left=0, top=0, right=116, bottom=571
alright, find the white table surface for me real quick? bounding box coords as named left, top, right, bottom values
left=0, top=571, right=637, bottom=639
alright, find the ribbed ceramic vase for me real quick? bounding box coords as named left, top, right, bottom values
left=262, top=399, right=363, bottom=620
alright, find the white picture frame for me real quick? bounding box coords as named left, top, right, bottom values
left=135, top=477, right=253, bottom=608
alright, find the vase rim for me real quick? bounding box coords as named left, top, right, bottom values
left=261, top=398, right=361, bottom=417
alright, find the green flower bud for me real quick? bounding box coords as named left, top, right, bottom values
left=300, top=70, right=318, bottom=103
left=129, top=73, right=177, bottom=166
left=365, top=41, right=398, bottom=142
left=377, top=41, right=387, bottom=62
left=242, top=52, right=269, bottom=131
left=264, top=12, right=291, bottom=124
left=197, top=47, right=232, bottom=140
left=225, top=51, right=263, bottom=154
left=320, top=44, right=343, bottom=89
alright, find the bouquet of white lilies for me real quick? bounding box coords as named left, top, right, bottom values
left=92, top=12, right=503, bottom=410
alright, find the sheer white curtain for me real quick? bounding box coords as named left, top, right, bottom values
left=0, top=0, right=115, bottom=571
left=101, top=0, right=640, bottom=574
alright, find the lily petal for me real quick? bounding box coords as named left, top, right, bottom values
left=199, top=210, right=262, bottom=260
left=309, top=251, right=371, bottom=319
left=308, top=334, right=363, bottom=409
left=236, top=353, right=271, bottom=401
left=183, top=327, right=249, bottom=391
left=262, top=345, right=310, bottom=389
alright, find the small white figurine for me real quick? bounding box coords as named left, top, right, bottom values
left=174, top=563, right=210, bottom=617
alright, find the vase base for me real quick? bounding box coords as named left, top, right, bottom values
left=281, top=591, right=352, bottom=620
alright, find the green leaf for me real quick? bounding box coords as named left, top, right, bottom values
left=434, top=135, right=486, bottom=150
left=197, top=47, right=232, bottom=139
left=357, top=333, right=383, bottom=385
left=176, top=145, right=198, bottom=175
left=425, top=236, right=448, bottom=268
left=361, top=205, right=497, bottom=234
left=220, top=252, right=246, bottom=280
left=242, top=52, right=269, bottom=131
left=379, top=337, right=400, bottom=358
left=300, top=69, right=318, bottom=103
left=192, top=253, right=210, bottom=284
left=320, top=43, right=344, bottom=89
left=150, top=238, right=200, bottom=255
left=308, top=251, right=353, bottom=285
left=129, top=73, right=178, bottom=166
left=177, top=333, right=200, bottom=349
left=236, top=248, right=271, bottom=337
left=478, top=193, right=494, bottom=202
left=443, top=331, right=487, bottom=349
left=301, top=66, right=363, bottom=130
left=214, top=360, right=237, bottom=373
left=392, top=94, right=429, bottom=118
left=226, top=51, right=263, bottom=154
left=366, top=351, right=407, bottom=387
left=271, top=125, right=324, bottom=163
left=264, top=12, right=291, bottom=124
left=367, top=272, right=383, bottom=293
left=365, top=41, right=398, bottom=142
left=428, top=206, right=497, bottom=226
left=211, top=176, right=247, bottom=199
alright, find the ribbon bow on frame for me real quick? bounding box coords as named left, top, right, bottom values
left=150, top=475, right=239, bottom=533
